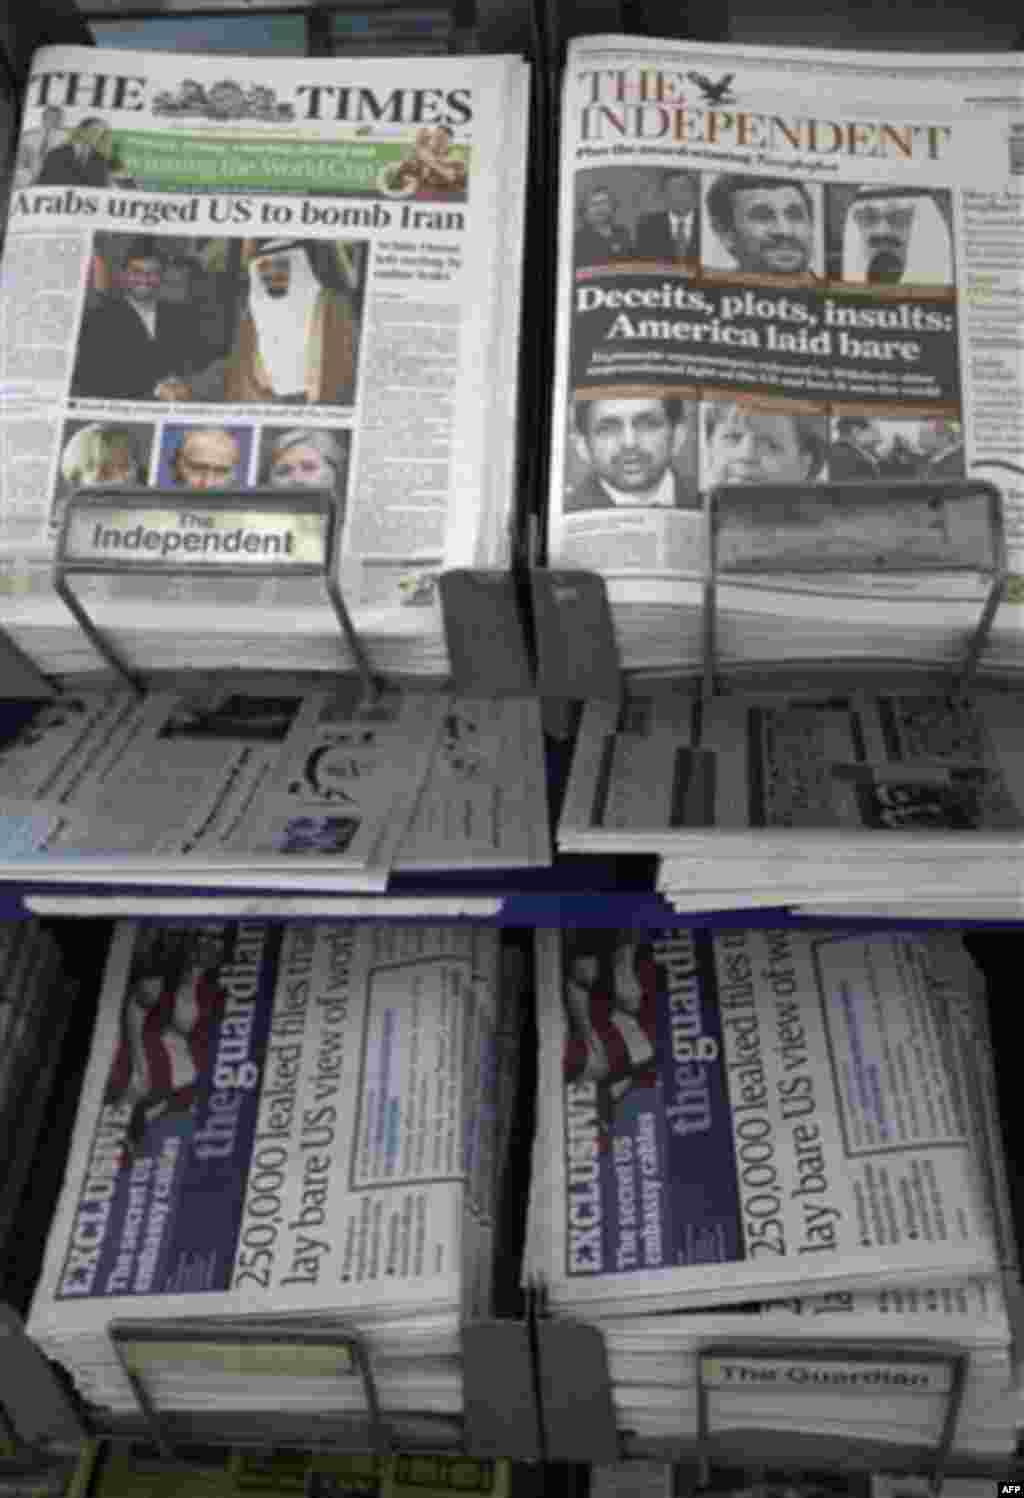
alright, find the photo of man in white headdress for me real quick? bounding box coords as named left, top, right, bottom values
left=159, top=238, right=363, bottom=406
left=837, top=186, right=954, bottom=289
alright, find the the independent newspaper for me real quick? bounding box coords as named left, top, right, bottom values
left=0, top=46, right=529, bottom=678
left=547, top=37, right=1024, bottom=672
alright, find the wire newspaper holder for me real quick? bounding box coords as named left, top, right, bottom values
left=53, top=487, right=378, bottom=704
left=695, top=1340, right=970, bottom=1497
left=102, top=1315, right=546, bottom=1460
left=107, top=1317, right=389, bottom=1462
left=703, top=479, right=1007, bottom=703
left=0, top=1300, right=999, bottom=1481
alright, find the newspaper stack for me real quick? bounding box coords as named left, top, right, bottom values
left=557, top=684, right=1024, bottom=917
left=28, top=920, right=512, bottom=1420
left=0, top=46, right=528, bottom=680
left=603, top=1279, right=1017, bottom=1458
left=527, top=924, right=1006, bottom=1307
left=0, top=686, right=550, bottom=892
left=545, top=34, right=1024, bottom=679
left=525, top=926, right=1018, bottom=1456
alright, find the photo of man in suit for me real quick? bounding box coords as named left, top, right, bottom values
left=706, top=174, right=817, bottom=277
left=568, top=394, right=699, bottom=511
left=170, top=428, right=243, bottom=491
left=36, top=116, right=123, bottom=189
left=829, top=416, right=884, bottom=481
left=635, top=168, right=700, bottom=261
left=71, top=239, right=201, bottom=400
left=14, top=105, right=67, bottom=188
left=574, top=185, right=634, bottom=268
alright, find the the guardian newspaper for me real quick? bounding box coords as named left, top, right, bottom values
left=530, top=926, right=999, bottom=1312
left=29, top=920, right=503, bottom=1413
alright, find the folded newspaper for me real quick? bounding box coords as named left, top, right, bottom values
left=557, top=684, right=1024, bottom=916
left=546, top=36, right=1024, bottom=678
left=28, top=920, right=513, bottom=1419
left=0, top=46, right=528, bottom=680
left=0, top=686, right=550, bottom=888
left=526, top=926, right=1004, bottom=1317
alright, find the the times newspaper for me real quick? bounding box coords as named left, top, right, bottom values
left=529, top=927, right=1000, bottom=1312
left=547, top=38, right=1024, bottom=669
left=29, top=920, right=503, bottom=1413
left=0, top=47, right=528, bottom=676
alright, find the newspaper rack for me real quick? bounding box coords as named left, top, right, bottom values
left=528, top=480, right=1008, bottom=712
left=0, top=1301, right=1004, bottom=1483
left=53, top=487, right=378, bottom=704
left=0, top=1304, right=544, bottom=1461
left=703, top=479, right=1007, bottom=702
left=106, top=1318, right=389, bottom=1461
left=695, top=1340, right=970, bottom=1496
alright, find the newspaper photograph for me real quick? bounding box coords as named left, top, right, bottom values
left=530, top=926, right=999, bottom=1314
left=29, top=920, right=502, bottom=1412
left=0, top=46, right=529, bottom=678
left=547, top=38, right=1024, bottom=673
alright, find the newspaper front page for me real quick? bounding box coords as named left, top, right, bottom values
left=529, top=927, right=999, bottom=1316
left=547, top=39, right=1024, bottom=673
left=0, top=47, right=529, bottom=678
left=29, top=920, right=503, bottom=1414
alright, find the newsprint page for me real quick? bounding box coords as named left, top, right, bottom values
left=0, top=47, right=528, bottom=677
left=548, top=38, right=1024, bottom=671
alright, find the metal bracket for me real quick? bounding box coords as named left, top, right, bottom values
left=108, top=1317, right=389, bottom=1462
left=696, top=1339, right=969, bottom=1496
left=703, top=479, right=1007, bottom=702
left=54, top=487, right=377, bottom=703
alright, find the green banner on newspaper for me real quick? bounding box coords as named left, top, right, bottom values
left=112, top=131, right=471, bottom=201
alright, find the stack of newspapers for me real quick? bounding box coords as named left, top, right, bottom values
left=0, top=45, right=528, bottom=680
left=556, top=684, right=1024, bottom=919
left=28, top=919, right=518, bottom=1423
left=601, top=1281, right=1018, bottom=1456
left=525, top=925, right=1019, bottom=1458
left=0, top=686, right=550, bottom=891
left=545, top=33, right=1024, bottom=680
